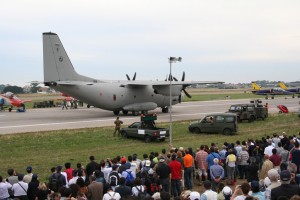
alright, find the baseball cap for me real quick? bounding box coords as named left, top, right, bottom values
left=148, top=168, right=154, bottom=175
left=26, top=166, right=32, bottom=172
left=145, top=160, right=151, bottom=167
left=222, top=186, right=232, bottom=196
left=121, top=157, right=126, bottom=163
left=189, top=191, right=201, bottom=200
left=280, top=170, right=291, bottom=181
left=112, top=164, right=119, bottom=170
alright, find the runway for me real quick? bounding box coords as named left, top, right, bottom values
left=0, top=98, right=299, bottom=135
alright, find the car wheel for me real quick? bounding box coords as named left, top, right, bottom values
left=144, top=136, right=151, bottom=143
left=248, top=115, right=255, bottom=123
left=192, top=127, right=200, bottom=133
left=121, top=131, right=128, bottom=138
left=223, top=128, right=232, bottom=135
left=237, top=116, right=241, bottom=123
left=160, top=138, right=166, bottom=142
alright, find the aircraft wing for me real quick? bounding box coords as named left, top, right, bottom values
left=124, top=80, right=224, bottom=87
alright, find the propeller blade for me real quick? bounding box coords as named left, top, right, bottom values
left=173, top=77, right=178, bottom=81
left=183, top=89, right=192, bottom=98
left=133, top=72, right=136, bottom=80
left=179, top=95, right=182, bottom=103
left=126, top=74, right=130, bottom=80
left=168, top=74, right=173, bottom=81
left=181, top=71, right=185, bottom=81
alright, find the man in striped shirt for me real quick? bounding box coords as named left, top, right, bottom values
left=195, top=145, right=208, bottom=185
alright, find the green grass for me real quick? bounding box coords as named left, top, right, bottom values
left=0, top=113, right=299, bottom=181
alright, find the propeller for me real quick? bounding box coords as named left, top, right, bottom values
left=126, top=72, right=137, bottom=80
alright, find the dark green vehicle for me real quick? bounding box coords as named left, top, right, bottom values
left=228, top=100, right=268, bottom=122
left=188, top=113, right=238, bottom=135
left=120, top=114, right=169, bottom=143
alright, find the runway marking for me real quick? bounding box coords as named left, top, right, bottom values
left=0, top=117, right=136, bottom=129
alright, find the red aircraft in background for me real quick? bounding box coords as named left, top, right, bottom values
left=0, top=92, right=31, bottom=112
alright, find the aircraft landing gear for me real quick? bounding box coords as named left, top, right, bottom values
left=132, top=111, right=139, bottom=116
left=113, top=110, right=120, bottom=115
left=122, top=110, right=128, bottom=115
left=162, top=107, right=169, bottom=113
left=141, top=110, right=148, bottom=115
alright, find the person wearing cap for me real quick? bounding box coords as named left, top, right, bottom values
left=190, top=191, right=201, bottom=200
left=200, top=180, right=217, bottom=200
left=249, top=180, right=264, bottom=200
left=210, top=158, right=224, bottom=191
left=156, top=156, right=170, bottom=193
left=168, top=153, right=182, bottom=198
left=271, top=170, right=300, bottom=200
left=264, top=169, right=280, bottom=200
left=23, top=166, right=33, bottom=183
left=27, top=174, right=39, bottom=200
left=221, top=186, right=232, bottom=200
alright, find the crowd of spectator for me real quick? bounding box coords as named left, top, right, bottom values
left=1, top=131, right=300, bottom=200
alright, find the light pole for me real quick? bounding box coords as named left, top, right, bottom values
left=168, top=57, right=182, bottom=148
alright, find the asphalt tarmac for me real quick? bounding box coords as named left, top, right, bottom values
left=0, top=98, right=299, bottom=135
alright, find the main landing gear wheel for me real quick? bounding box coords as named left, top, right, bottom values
left=122, top=110, right=128, bottom=115
left=162, top=107, right=169, bottom=113
left=113, top=110, right=120, bottom=115
left=132, top=111, right=139, bottom=116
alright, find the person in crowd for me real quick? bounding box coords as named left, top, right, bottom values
left=12, top=174, right=28, bottom=200
left=23, top=166, right=33, bottom=184
left=64, top=162, right=74, bottom=182
left=200, top=180, right=217, bottom=200
left=76, top=177, right=88, bottom=196
left=6, top=168, right=18, bottom=185
left=221, top=186, right=232, bottom=200
left=249, top=181, right=264, bottom=200
left=238, top=147, right=249, bottom=180
left=155, top=156, right=170, bottom=193
left=206, top=147, right=221, bottom=181
left=87, top=175, right=103, bottom=200
left=144, top=168, right=161, bottom=196
left=291, top=142, right=300, bottom=173
left=264, top=169, right=281, bottom=200
left=35, top=182, right=51, bottom=200
left=259, top=155, right=274, bottom=180
left=132, top=177, right=145, bottom=197
left=0, top=175, right=12, bottom=200
left=226, top=149, right=237, bottom=185
left=114, top=177, right=132, bottom=198
left=210, top=158, right=224, bottom=191
left=168, top=154, right=182, bottom=198
left=269, top=149, right=281, bottom=169
left=85, top=156, right=99, bottom=182
left=271, top=170, right=300, bottom=200
left=231, top=182, right=251, bottom=200
left=195, top=145, right=209, bottom=186
left=27, top=174, right=39, bottom=200
left=183, top=149, right=194, bottom=190
left=103, top=187, right=121, bottom=200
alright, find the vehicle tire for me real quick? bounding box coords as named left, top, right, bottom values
left=160, top=138, right=166, bottom=142
left=113, top=110, right=120, bottom=115
left=162, top=107, right=168, bottom=113
left=132, top=111, right=139, bottom=116
left=122, top=110, right=128, bottom=115
left=121, top=131, right=128, bottom=138
left=87, top=104, right=90, bottom=108
left=237, top=116, right=241, bottom=123
left=248, top=115, right=255, bottom=123
left=144, top=136, right=151, bottom=143
left=9, top=108, right=12, bottom=112
left=223, top=128, right=232, bottom=135
left=192, top=127, right=200, bottom=133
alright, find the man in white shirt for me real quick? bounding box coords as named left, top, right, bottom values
left=12, top=174, right=28, bottom=199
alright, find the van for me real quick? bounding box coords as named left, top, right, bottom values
left=188, top=113, right=238, bottom=135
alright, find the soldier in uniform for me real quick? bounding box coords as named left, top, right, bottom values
left=113, top=117, right=123, bottom=137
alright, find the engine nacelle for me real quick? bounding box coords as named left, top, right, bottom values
left=152, top=85, right=182, bottom=96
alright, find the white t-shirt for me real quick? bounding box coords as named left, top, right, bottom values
left=102, top=191, right=121, bottom=200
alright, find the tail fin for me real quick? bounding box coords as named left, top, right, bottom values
left=251, top=82, right=261, bottom=90
left=43, top=32, right=93, bottom=83
left=279, top=82, right=288, bottom=90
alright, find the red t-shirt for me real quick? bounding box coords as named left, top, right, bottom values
left=65, top=168, right=74, bottom=181
left=168, top=160, right=182, bottom=180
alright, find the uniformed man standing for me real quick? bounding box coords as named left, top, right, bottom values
left=113, top=117, right=123, bottom=137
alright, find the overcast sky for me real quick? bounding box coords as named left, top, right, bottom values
left=1, top=0, right=300, bottom=86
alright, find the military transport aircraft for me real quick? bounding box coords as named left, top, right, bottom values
left=0, top=92, right=31, bottom=112
left=251, top=82, right=294, bottom=99
left=43, top=32, right=223, bottom=115
left=278, top=82, right=300, bottom=98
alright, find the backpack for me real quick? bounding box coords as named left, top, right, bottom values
left=109, top=172, right=119, bottom=186
left=135, top=186, right=146, bottom=199
left=150, top=182, right=159, bottom=193
left=108, top=192, right=116, bottom=200
left=49, top=174, right=62, bottom=192
left=125, top=171, right=134, bottom=185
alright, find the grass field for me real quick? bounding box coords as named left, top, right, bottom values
left=0, top=112, right=299, bottom=182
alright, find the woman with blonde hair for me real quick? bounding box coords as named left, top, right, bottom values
left=35, top=182, right=51, bottom=200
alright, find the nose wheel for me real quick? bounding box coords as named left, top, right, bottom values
left=162, top=107, right=169, bottom=113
